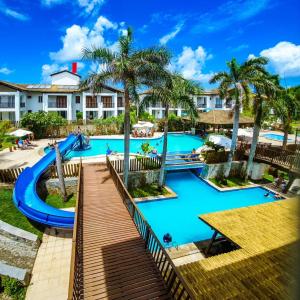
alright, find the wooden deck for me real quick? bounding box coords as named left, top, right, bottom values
left=78, top=163, right=170, bottom=299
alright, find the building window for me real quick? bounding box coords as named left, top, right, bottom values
left=117, top=97, right=124, bottom=107
left=0, top=95, right=15, bottom=108
left=225, top=99, right=233, bottom=108
left=197, top=97, right=207, bottom=108
left=38, top=96, right=43, bottom=103
left=102, top=96, right=113, bottom=108
left=86, top=96, right=97, bottom=108
left=27, top=95, right=32, bottom=99
left=28, top=110, right=32, bottom=113
left=76, top=96, right=80, bottom=104
left=215, top=98, right=222, bottom=108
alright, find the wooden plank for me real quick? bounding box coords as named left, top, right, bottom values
left=70, top=163, right=171, bottom=299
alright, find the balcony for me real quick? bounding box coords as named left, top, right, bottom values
left=48, top=96, right=67, bottom=108
left=215, top=104, right=223, bottom=108
left=0, top=102, right=15, bottom=108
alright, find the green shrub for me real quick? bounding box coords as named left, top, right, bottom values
left=21, top=111, right=67, bottom=138
left=0, top=276, right=26, bottom=300
left=157, top=114, right=192, bottom=132
left=76, top=111, right=83, bottom=120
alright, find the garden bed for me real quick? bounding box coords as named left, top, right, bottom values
left=209, top=177, right=250, bottom=188
left=129, top=184, right=170, bottom=198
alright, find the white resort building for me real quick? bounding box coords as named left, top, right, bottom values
left=0, top=64, right=236, bottom=123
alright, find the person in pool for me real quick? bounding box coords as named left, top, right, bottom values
left=163, top=233, right=172, bottom=244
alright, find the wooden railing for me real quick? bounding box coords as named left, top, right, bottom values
left=68, top=159, right=83, bottom=300
left=0, top=168, right=24, bottom=183
left=110, top=157, right=161, bottom=173
left=49, top=163, right=80, bottom=178
left=254, top=146, right=300, bottom=172
left=106, top=156, right=194, bottom=300
left=0, top=163, right=80, bottom=183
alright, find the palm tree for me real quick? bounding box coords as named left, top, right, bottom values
left=141, top=74, right=201, bottom=188
left=244, top=74, right=279, bottom=180
left=82, top=28, right=170, bottom=187
left=272, top=88, right=300, bottom=149
left=209, top=57, right=269, bottom=177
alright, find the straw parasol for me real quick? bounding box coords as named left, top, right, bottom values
left=197, top=110, right=254, bottom=126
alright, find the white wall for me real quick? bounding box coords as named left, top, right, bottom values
left=51, top=72, right=80, bottom=86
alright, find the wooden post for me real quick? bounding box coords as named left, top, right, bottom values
left=55, top=144, right=67, bottom=202
left=205, top=230, right=218, bottom=256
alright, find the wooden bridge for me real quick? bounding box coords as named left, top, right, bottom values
left=68, top=160, right=193, bottom=299
left=248, top=146, right=300, bottom=174
left=164, top=153, right=205, bottom=171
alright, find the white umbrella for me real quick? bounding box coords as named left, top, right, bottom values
left=238, top=128, right=253, bottom=137
left=209, top=135, right=232, bottom=149
left=8, top=129, right=33, bottom=137
left=133, top=123, right=144, bottom=129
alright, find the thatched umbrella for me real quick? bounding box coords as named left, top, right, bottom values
left=196, top=110, right=254, bottom=132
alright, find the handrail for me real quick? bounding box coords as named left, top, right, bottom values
left=106, top=156, right=195, bottom=300
left=68, top=158, right=83, bottom=300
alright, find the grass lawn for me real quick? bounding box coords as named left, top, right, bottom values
left=44, top=192, right=76, bottom=208
left=129, top=184, right=170, bottom=198
left=210, top=177, right=249, bottom=188
left=0, top=188, right=44, bottom=239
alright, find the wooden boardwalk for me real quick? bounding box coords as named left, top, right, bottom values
left=79, top=163, right=170, bottom=299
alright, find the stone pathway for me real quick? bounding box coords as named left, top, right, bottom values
left=25, top=228, right=72, bottom=300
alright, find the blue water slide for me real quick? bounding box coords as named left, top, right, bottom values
left=13, top=134, right=78, bottom=228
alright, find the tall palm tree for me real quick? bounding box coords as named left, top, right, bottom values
left=272, top=88, right=300, bottom=149
left=141, top=74, right=201, bottom=188
left=82, top=28, right=170, bottom=187
left=209, top=57, right=269, bottom=177
left=244, top=74, right=279, bottom=180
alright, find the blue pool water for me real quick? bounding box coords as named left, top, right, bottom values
left=137, top=171, right=275, bottom=246
left=49, top=133, right=204, bottom=158
left=262, top=133, right=292, bottom=141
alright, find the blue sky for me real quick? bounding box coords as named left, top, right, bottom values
left=0, top=0, right=299, bottom=88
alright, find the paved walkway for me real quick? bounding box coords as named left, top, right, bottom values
left=75, top=163, right=170, bottom=299
left=26, top=228, right=72, bottom=300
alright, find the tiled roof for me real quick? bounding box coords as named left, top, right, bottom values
left=0, top=80, right=123, bottom=93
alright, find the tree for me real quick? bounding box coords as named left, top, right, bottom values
left=245, top=74, right=279, bottom=180
left=209, top=57, right=269, bottom=177
left=141, top=74, right=201, bottom=188
left=272, top=87, right=300, bottom=149
left=82, top=28, right=170, bottom=187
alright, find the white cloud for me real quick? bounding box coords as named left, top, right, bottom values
left=78, top=0, right=105, bottom=14
left=41, top=0, right=65, bottom=6
left=260, top=41, right=300, bottom=77
left=41, top=0, right=105, bottom=14
left=50, top=16, right=117, bottom=62
left=159, top=22, right=184, bottom=45
left=247, top=53, right=256, bottom=60
left=171, top=46, right=213, bottom=82
left=0, top=67, right=13, bottom=75
left=0, top=1, right=29, bottom=21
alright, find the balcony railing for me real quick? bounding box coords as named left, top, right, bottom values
left=48, top=102, right=67, bottom=108
left=0, top=102, right=15, bottom=108
left=197, top=104, right=207, bottom=108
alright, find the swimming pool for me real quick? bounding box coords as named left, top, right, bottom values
left=262, top=133, right=292, bottom=141
left=49, top=133, right=204, bottom=158
left=137, top=171, right=275, bottom=246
